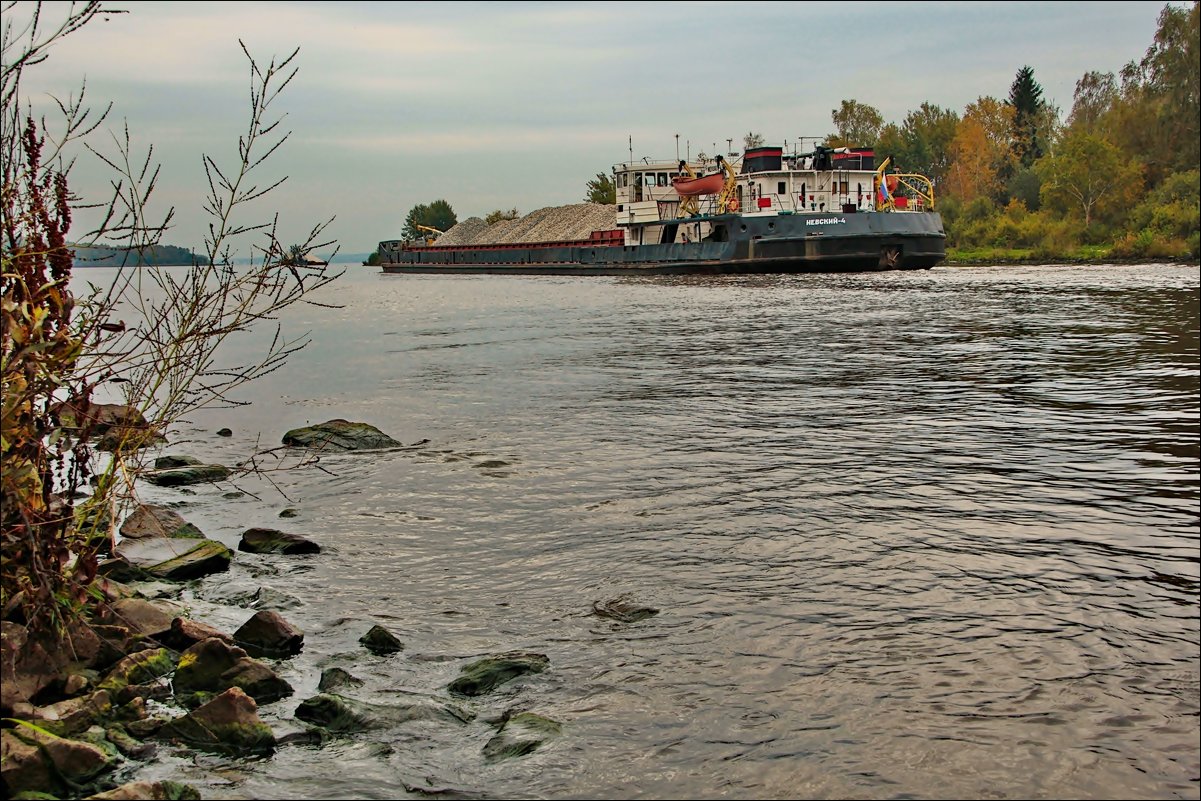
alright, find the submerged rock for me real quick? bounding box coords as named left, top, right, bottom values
left=592, top=595, right=659, bottom=623
left=237, top=527, right=320, bottom=555
left=143, top=463, right=232, bottom=487
left=294, top=692, right=472, bottom=734
left=482, top=711, right=562, bottom=761
left=153, top=455, right=202, bottom=470
left=317, top=667, right=363, bottom=693
left=281, top=419, right=402, bottom=452
left=360, top=624, right=403, bottom=656
left=447, top=652, right=549, bottom=697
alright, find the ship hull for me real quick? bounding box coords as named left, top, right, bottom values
left=380, top=211, right=946, bottom=276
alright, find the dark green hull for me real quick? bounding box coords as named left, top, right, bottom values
left=380, top=211, right=946, bottom=276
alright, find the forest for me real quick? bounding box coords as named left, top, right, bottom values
left=830, top=2, right=1198, bottom=262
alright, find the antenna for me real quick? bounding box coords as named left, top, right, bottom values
left=628, top=134, right=633, bottom=166
left=675, top=133, right=680, bottom=161
left=727, top=137, right=733, bottom=155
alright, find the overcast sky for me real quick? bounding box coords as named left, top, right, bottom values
left=9, top=1, right=1177, bottom=256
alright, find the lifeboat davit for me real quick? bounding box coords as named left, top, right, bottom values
left=671, top=172, right=725, bottom=196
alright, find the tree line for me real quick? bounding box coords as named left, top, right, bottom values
left=822, top=2, right=1197, bottom=261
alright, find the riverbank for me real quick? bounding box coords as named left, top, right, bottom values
left=1, top=419, right=575, bottom=800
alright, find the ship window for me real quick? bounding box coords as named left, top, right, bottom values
left=777, top=181, right=786, bottom=195
left=634, top=172, right=642, bottom=187
left=657, top=173, right=668, bottom=186
left=645, top=175, right=656, bottom=187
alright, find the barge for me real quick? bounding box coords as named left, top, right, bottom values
left=379, top=142, right=946, bottom=276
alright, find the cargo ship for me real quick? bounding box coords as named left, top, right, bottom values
left=378, top=142, right=945, bottom=276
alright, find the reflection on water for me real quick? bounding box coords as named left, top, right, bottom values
left=77, top=263, right=1199, bottom=800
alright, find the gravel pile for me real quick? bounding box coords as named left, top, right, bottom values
left=434, top=217, right=489, bottom=246
left=436, top=204, right=617, bottom=246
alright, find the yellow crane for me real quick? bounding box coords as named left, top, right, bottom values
left=414, top=224, right=443, bottom=245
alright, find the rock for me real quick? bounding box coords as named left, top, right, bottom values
left=159, top=617, right=234, bottom=651
left=103, top=724, right=157, bottom=760
left=294, top=692, right=472, bottom=734
left=113, top=537, right=232, bottom=581
left=97, top=648, right=175, bottom=696
left=95, top=558, right=150, bottom=583
left=152, top=455, right=202, bottom=470
left=317, top=667, right=363, bottom=693
left=3, top=722, right=116, bottom=796
left=200, top=585, right=303, bottom=611
left=281, top=419, right=402, bottom=452
left=172, top=637, right=292, bottom=707
left=86, top=779, right=201, bottom=799
left=482, top=711, right=562, bottom=761
left=87, top=625, right=145, bottom=672
left=114, top=682, right=171, bottom=706
left=278, top=508, right=300, bottom=518
left=592, top=594, right=659, bottom=623
left=159, top=686, right=275, bottom=756
left=124, top=717, right=169, bottom=739
left=216, top=428, right=233, bottom=437
left=96, top=426, right=168, bottom=453
left=63, top=673, right=91, bottom=696
left=2, top=623, right=68, bottom=715
left=102, top=598, right=179, bottom=640
left=55, top=401, right=160, bottom=446
left=447, top=652, right=550, bottom=697
left=119, top=505, right=203, bottom=539
left=88, top=577, right=139, bottom=604
left=142, top=463, right=232, bottom=487
left=359, top=624, right=403, bottom=656
left=31, top=690, right=113, bottom=737
left=237, top=527, right=320, bottom=555
left=293, top=693, right=373, bottom=733
left=233, top=610, right=304, bottom=659
left=1, top=729, right=55, bottom=796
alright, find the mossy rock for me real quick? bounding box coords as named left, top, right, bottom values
left=158, top=688, right=275, bottom=756
left=86, top=781, right=202, bottom=800
left=294, top=694, right=374, bottom=733
left=97, top=648, right=176, bottom=695
left=281, top=419, right=402, bottom=452
left=143, top=464, right=232, bottom=487
left=153, top=455, right=202, bottom=470
left=482, top=711, right=562, bottom=761
left=448, top=652, right=549, bottom=697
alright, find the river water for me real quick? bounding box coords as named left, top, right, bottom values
left=82, top=262, right=1198, bottom=800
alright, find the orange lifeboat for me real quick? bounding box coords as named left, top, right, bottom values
left=671, top=172, right=726, bottom=196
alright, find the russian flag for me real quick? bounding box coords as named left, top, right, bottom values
left=878, top=175, right=890, bottom=204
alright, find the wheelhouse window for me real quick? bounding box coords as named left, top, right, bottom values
left=657, top=173, right=668, bottom=186
left=777, top=181, right=786, bottom=195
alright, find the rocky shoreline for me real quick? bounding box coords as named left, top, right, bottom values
left=2, top=419, right=645, bottom=800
